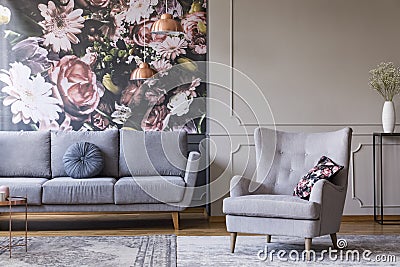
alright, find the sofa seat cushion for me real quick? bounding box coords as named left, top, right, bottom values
left=223, top=194, right=321, bottom=220
left=114, top=176, right=186, bottom=204
left=42, top=177, right=116, bottom=204
left=0, top=178, right=48, bottom=205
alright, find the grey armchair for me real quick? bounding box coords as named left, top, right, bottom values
left=223, top=127, right=352, bottom=256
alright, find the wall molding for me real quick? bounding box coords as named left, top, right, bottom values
left=210, top=132, right=381, bottom=137
left=237, top=123, right=400, bottom=127
left=230, top=143, right=255, bottom=177
left=351, top=143, right=400, bottom=208
left=227, top=0, right=397, bottom=129
left=229, top=0, right=234, bottom=117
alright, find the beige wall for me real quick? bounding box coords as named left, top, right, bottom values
left=208, top=0, right=400, bottom=215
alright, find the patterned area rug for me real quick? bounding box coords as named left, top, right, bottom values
left=1, top=235, right=399, bottom=266
left=178, top=235, right=400, bottom=266
left=0, top=235, right=176, bottom=267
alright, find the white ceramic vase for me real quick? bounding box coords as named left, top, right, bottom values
left=382, top=101, right=395, bottom=133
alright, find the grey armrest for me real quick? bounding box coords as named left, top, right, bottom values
left=230, top=175, right=252, bottom=197
left=179, top=151, right=201, bottom=207
left=184, top=151, right=201, bottom=187
left=309, top=179, right=346, bottom=235
left=230, top=175, right=273, bottom=197
left=309, top=179, right=345, bottom=204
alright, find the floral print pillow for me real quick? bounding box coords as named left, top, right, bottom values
left=294, top=156, right=344, bottom=200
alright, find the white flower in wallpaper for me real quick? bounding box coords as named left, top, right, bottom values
left=111, top=102, right=132, bottom=125
left=0, top=63, right=62, bottom=125
left=125, top=0, right=158, bottom=24
left=38, top=0, right=84, bottom=53
left=0, top=5, right=11, bottom=25
left=39, top=116, right=72, bottom=131
left=167, top=92, right=193, bottom=116
left=156, top=36, right=188, bottom=60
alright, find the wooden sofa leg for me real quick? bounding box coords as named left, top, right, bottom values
left=266, top=235, right=271, bottom=243
left=305, top=238, right=312, bottom=261
left=172, top=212, right=180, bottom=230
left=230, top=232, right=237, bottom=253
left=330, top=233, right=338, bottom=249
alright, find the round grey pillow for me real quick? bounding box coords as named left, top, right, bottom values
left=63, top=142, right=104, bottom=179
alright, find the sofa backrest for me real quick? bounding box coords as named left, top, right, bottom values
left=119, top=130, right=187, bottom=177
left=0, top=131, right=51, bottom=178
left=51, top=130, right=119, bottom=178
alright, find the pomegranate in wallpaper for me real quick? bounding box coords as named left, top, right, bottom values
left=0, top=0, right=207, bottom=132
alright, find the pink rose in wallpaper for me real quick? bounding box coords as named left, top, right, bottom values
left=50, top=55, right=104, bottom=121
left=182, top=11, right=207, bottom=54
left=120, top=83, right=143, bottom=107
left=132, top=18, right=166, bottom=47
left=145, top=86, right=166, bottom=106
left=0, top=0, right=207, bottom=132
left=142, top=104, right=169, bottom=131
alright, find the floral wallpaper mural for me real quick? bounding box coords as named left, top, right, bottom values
left=0, top=0, right=207, bottom=133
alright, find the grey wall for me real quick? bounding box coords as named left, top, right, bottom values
left=208, top=0, right=400, bottom=216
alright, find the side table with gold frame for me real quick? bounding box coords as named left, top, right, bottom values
left=0, top=196, right=28, bottom=258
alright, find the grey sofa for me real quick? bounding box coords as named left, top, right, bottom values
left=223, top=127, right=352, bottom=257
left=0, top=130, right=200, bottom=230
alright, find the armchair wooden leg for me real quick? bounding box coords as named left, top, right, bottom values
left=305, top=238, right=312, bottom=261
left=266, top=235, right=271, bottom=243
left=230, top=232, right=237, bottom=253
left=172, top=212, right=180, bottom=230
left=330, top=233, right=338, bottom=249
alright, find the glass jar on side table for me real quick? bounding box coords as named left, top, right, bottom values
left=0, top=196, right=28, bottom=258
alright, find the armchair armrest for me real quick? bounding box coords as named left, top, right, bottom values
left=230, top=175, right=273, bottom=197
left=309, top=179, right=345, bottom=204
left=309, top=179, right=347, bottom=235
left=230, top=175, right=252, bottom=197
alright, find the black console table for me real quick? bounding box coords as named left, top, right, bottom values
left=373, top=132, right=400, bottom=224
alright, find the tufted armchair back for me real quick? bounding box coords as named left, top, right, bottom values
left=254, top=127, right=352, bottom=196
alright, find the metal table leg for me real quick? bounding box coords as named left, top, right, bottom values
left=25, top=200, right=27, bottom=252
left=9, top=200, right=11, bottom=258
left=380, top=135, right=383, bottom=224
left=373, top=135, right=376, bottom=222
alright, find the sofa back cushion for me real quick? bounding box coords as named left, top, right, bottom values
left=119, top=130, right=187, bottom=177
left=51, top=130, right=118, bottom=178
left=0, top=131, right=51, bottom=178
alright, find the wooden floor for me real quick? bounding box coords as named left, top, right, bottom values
left=1, top=209, right=400, bottom=237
